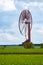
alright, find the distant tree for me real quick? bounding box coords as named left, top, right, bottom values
left=3, top=45, right=6, bottom=49
left=22, top=40, right=34, bottom=48
left=40, top=43, right=43, bottom=48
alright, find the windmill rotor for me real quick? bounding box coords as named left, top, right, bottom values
left=19, top=9, right=32, bottom=41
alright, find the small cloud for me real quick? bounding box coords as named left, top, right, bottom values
left=18, top=1, right=43, bottom=9
left=36, top=27, right=43, bottom=34
left=0, top=0, right=17, bottom=11
left=5, top=33, right=18, bottom=41
left=0, top=33, right=19, bottom=41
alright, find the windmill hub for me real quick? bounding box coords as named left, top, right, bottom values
left=25, top=21, right=29, bottom=24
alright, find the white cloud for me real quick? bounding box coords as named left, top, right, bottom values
left=31, top=23, right=43, bottom=41
left=0, top=33, right=19, bottom=41
left=5, top=33, right=18, bottom=41
left=31, top=23, right=43, bottom=43
left=28, top=2, right=43, bottom=7
left=0, top=0, right=16, bottom=11
left=36, top=27, right=43, bottom=34
left=18, top=1, right=43, bottom=10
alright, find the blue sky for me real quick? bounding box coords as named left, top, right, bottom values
left=0, top=0, right=43, bottom=45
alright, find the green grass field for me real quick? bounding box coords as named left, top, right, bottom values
left=0, top=55, right=43, bottom=65
left=0, top=46, right=43, bottom=53
left=0, top=46, right=43, bottom=65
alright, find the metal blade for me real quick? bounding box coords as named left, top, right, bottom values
left=25, top=24, right=27, bottom=39
left=22, top=24, right=25, bottom=32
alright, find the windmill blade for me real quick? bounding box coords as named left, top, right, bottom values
left=22, top=24, right=25, bottom=32
left=25, top=24, right=27, bottom=39
left=20, top=24, right=25, bottom=35
left=19, top=9, right=32, bottom=39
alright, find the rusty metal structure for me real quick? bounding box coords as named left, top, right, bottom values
left=19, top=9, right=32, bottom=42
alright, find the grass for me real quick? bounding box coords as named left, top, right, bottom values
left=0, top=54, right=43, bottom=65
left=0, top=46, right=43, bottom=53
left=0, top=46, right=43, bottom=65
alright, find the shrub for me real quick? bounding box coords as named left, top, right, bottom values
left=22, top=40, right=34, bottom=48
left=2, top=45, right=6, bottom=49
left=40, top=43, right=43, bottom=48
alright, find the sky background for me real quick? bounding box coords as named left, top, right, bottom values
left=0, top=0, right=43, bottom=45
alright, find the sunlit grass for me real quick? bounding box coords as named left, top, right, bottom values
left=0, top=46, right=43, bottom=53
left=0, top=46, right=43, bottom=65
left=0, top=55, right=43, bottom=65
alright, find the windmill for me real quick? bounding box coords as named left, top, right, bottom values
left=19, top=9, right=32, bottom=42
